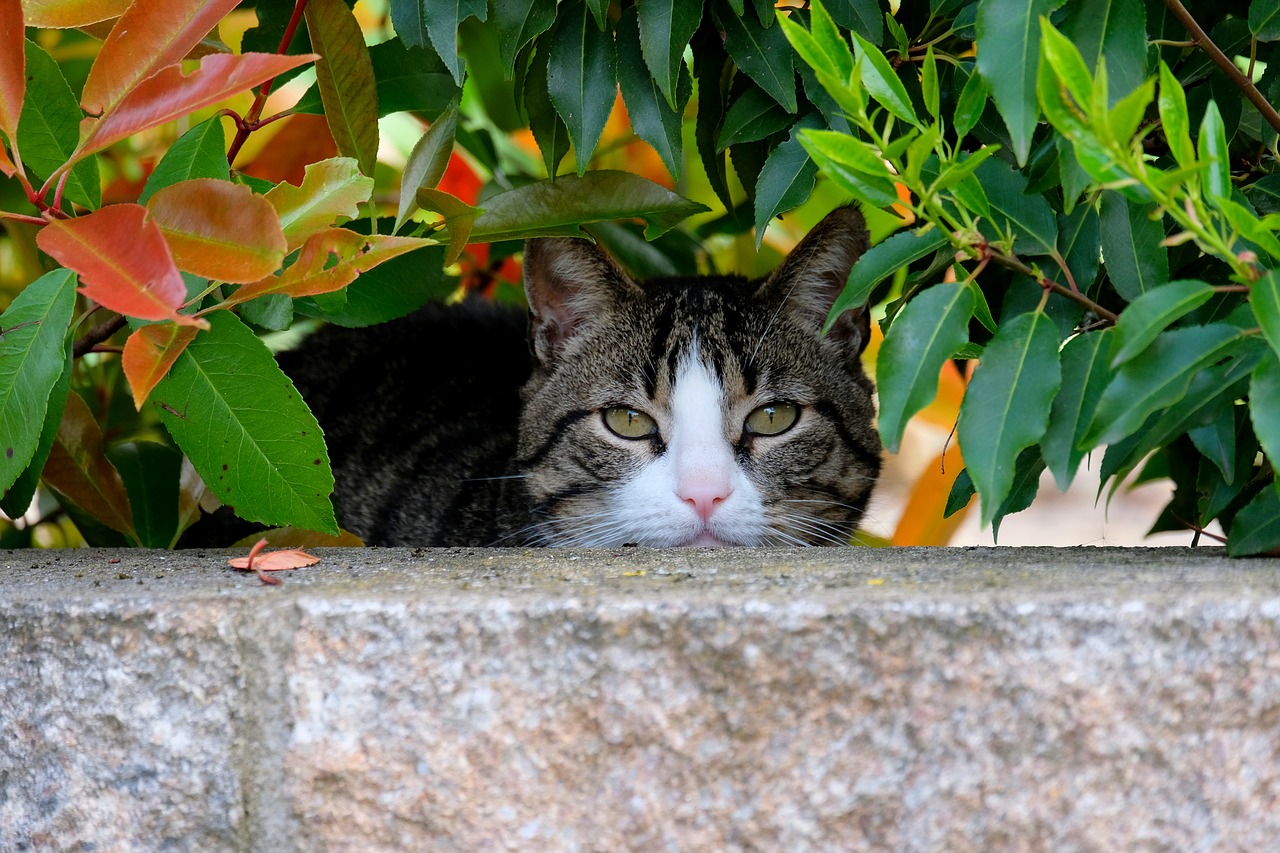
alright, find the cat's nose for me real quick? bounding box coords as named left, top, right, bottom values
left=679, top=483, right=732, bottom=521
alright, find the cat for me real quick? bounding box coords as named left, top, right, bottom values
left=273, top=205, right=881, bottom=547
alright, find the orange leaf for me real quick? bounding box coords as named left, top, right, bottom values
left=75, top=52, right=317, bottom=163
left=262, top=157, right=372, bottom=251
left=0, top=0, right=24, bottom=140
left=224, top=228, right=425, bottom=306
left=146, top=179, right=288, bottom=283
left=121, top=323, right=198, bottom=410
left=0, top=145, right=14, bottom=178
left=42, top=391, right=137, bottom=540
left=36, top=204, right=208, bottom=327
left=228, top=538, right=319, bottom=585
left=80, top=0, right=241, bottom=118
left=20, top=0, right=130, bottom=28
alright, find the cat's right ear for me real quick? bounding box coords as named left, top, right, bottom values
left=523, top=237, right=641, bottom=364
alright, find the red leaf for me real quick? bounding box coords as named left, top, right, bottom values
left=75, top=52, right=317, bottom=163
left=121, top=323, right=198, bottom=410
left=80, top=0, right=242, bottom=118
left=0, top=1, right=24, bottom=139
left=146, top=179, right=288, bottom=283
left=0, top=145, right=14, bottom=178
left=36, top=204, right=208, bottom=327
left=228, top=538, right=319, bottom=585
left=20, top=0, right=130, bottom=28
left=223, top=228, right=426, bottom=306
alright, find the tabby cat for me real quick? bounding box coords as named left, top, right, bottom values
left=277, top=205, right=881, bottom=547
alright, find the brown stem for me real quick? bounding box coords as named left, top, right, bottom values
left=986, top=250, right=1120, bottom=325
left=73, top=315, right=127, bottom=358
left=226, top=0, right=311, bottom=165
left=1163, top=0, right=1280, bottom=136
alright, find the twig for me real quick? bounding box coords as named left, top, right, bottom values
left=73, top=315, right=127, bottom=358
left=980, top=245, right=1120, bottom=325
left=226, top=0, right=311, bottom=165
left=1163, top=0, right=1280, bottom=136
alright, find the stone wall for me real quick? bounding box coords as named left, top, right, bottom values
left=2, top=546, right=1277, bottom=851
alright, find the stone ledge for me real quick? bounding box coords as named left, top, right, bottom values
left=2, top=546, right=1278, bottom=851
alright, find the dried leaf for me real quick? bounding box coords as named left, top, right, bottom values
left=36, top=204, right=209, bottom=327
left=146, top=179, right=288, bottom=283
left=0, top=1, right=24, bottom=140
left=228, top=537, right=319, bottom=585
left=121, top=323, right=199, bottom=410
left=80, top=0, right=241, bottom=118
left=263, top=157, right=373, bottom=251
left=20, top=0, right=130, bottom=28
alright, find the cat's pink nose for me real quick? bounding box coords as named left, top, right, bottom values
left=679, top=483, right=731, bottom=521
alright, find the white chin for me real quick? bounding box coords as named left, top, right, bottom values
left=687, top=532, right=728, bottom=547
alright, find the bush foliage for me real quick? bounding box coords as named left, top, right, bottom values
left=2, top=0, right=1279, bottom=554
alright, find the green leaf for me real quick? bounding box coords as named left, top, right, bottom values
left=851, top=31, right=918, bottom=126
left=1099, top=191, right=1168, bottom=301
left=294, top=38, right=458, bottom=119
left=954, top=67, right=989, bottom=139
left=396, top=104, right=458, bottom=233
left=416, top=188, right=483, bottom=264
left=717, top=83, right=794, bottom=150
left=16, top=40, right=99, bottom=210
left=1188, top=396, right=1236, bottom=484
left=825, top=0, right=883, bottom=43
left=827, top=226, right=951, bottom=330
left=693, top=42, right=733, bottom=211
left=1217, top=195, right=1280, bottom=263
left=468, top=171, right=709, bottom=242
left=305, top=0, right=380, bottom=178
left=1251, top=173, right=1280, bottom=214
left=977, top=0, right=1057, bottom=164
left=617, top=6, right=689, bottom=179
left=1250, top=348, right=1280, bottom=485
left=877, top=283, right=975, bottom=454
left=547, top=0, right=619, bottom=174
left=753, top=117, right=821, bottom=247
left=1060, top=0, right=1147, bottom=108
left=976, top=157, right=1058, bottom=255
left=1158, top=60, right=1195, bottom=167
left=1086, top=324, right=1249, bottom=446
left=106, top=441, right=181, bottom=549
left=1226, top=487, right=1280, bottom=556
left=1111, top=280, right=1216, bottom=366
left=1041, top=329, right=1112, bottom=491
left=422, top=0, right=488, bottom=86
left=809, top=0, right=856, bottom=79
left=0, top=334, right=70, bottom=519
left=801, top=135, right=901, bottom=208
left=1053, top=205, right=1100, bottom=291
left=139, top=118, right=228, bottom=205
left=525, top=40, right=572, bottom=176
left=713, top=2, right=797, bottom=113
left=956, top=310, right=1063, bottom=526
left=1199, top=100, right=1231, bottom=205
left=296, top=244, right=450, bottom=328
left=492, top=0, right=557, bottom=77
left=1253, top=268, right=1280, bottom=360
left=151, top=312, right=337, bottom=534
left=801, top=128, right=894, bottom=180
left=637, top=0, right=702, bottom=111
left=1250, top=0, right=1280, bottom=41
left=0, top=269, right=77, bottom=495
left=990, top=447, right=1048, bottom=541
left=922, top=46, right=940, bottom=120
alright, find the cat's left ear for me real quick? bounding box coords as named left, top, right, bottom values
left=758, top=206, right=871, bottom=354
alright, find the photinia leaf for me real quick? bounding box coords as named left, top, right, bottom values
left=20, top=0, right=129, bottom=27
left=146, top=179, right=288, bottom=283
left=1110, top=280, right=1215, bottom=366
left=0, top=268, right=76, bottom=495
left=138, top=117, right=228, bottom=205
left=492, top=0, right=557, bottom=77
left=977, top=0, right=1057, bottom=165
left=79, top=0, right=241, bottom=119
left=1040, top=329, right=1112, bottom=492
left=17, top=40, right=99, bottom=210
left=224, top=229, right=428, bottom=306
left=547, top=0, right=618, bottom=175
left=0, top=0, right=23, bottom=141
left=416, top=188, right=482, bottom=265
left=617, top=5, right=689, bottom=180
left=36, top=205, right=208, bottom=327
left=150, top=311, right=337, bottom=534
left=304, top=0, right=379, bottom=178
left=877, top=283, right=975, bottom=454
left=121, top=323, right=199, bottom=410
left=1226, top=487, right=1280, bottom=556
left=1, top=335, right=71, bottom=519
left=753, top=116, right=821, bottom=247
left=293, top=37, right=459, bottom=120
left=42, top=391, right=137, bottom=541
left=74, top=51, right=317, bottom=165
left=295, top=243, right=449, bottom=328
left=263, top=157, right=373, bottom=251
left=637, top=0, right=702, bottom=112
left=827, top=226, right=951, bottom=331
left=1099, top=191, right=1168, bottom=301
left=713, top=2, right=796, bottom=113
left=106, top=441, right=181, bottom=549
left=467, top=171, right=709, bottom=243
left=396, top=105, right=458, bottom=233
left=956, top=310, right=1062, bottom=526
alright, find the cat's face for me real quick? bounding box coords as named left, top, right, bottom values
left=516, top=207, right=880, bottom=547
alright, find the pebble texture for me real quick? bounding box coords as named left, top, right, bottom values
left=1, top=546, right=1279, bottom=851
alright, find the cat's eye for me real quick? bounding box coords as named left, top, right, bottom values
left=603, top=406, right=658, bottom=439
left=745, top=402, right=799, bottom=436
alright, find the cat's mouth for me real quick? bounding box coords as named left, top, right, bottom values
left=687, top=531, right=729, bottom=547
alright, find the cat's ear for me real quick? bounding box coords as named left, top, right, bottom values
left=523, top=237, right=642, bottom=363
left=758, top=206, right=871, bottom=354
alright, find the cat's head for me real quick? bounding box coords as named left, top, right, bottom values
left=516, top=206, right=880, bottom=547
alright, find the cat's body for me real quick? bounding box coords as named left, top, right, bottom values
left=279, top=206, right=881, bottom=547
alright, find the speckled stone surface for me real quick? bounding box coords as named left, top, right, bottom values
left=2, top=546, right=1278, bottom=851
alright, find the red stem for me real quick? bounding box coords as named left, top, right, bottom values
left=226, top=0, right=311, bottom=166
